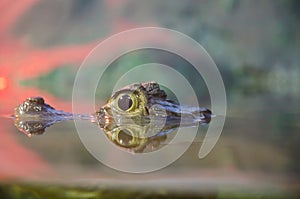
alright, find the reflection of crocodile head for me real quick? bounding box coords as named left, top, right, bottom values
left=104, top=124, right=168, bottom=153
left=13, top=82, right=212, bottom=152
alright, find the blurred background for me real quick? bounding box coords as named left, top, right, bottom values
left=0, top=0, right=299, bottom=198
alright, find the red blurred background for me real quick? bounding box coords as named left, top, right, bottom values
left=0, top=0, right=97, bottom=179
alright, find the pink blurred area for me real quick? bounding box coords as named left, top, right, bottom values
left=0, top=0, right=154, bottom=180
left=0, top=0, right=95, bottom=180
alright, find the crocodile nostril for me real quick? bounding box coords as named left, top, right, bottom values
left=202, top=109, right=212, bottom=124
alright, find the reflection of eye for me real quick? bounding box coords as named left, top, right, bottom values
left=115, top=92, right=138, bottom=112
left=117, top=129, right=133, bottom=145
left=115, top=128, right=137, bottom=147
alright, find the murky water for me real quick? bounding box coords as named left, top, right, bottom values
left=1, top=88, right=298, bottom=198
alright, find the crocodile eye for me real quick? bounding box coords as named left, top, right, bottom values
left=118, top=94, right=133, bottom=111
left=115, top=92, right=138, bottom=112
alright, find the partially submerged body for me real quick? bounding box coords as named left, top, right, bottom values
left=13, top=82, right=212, bottom=152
